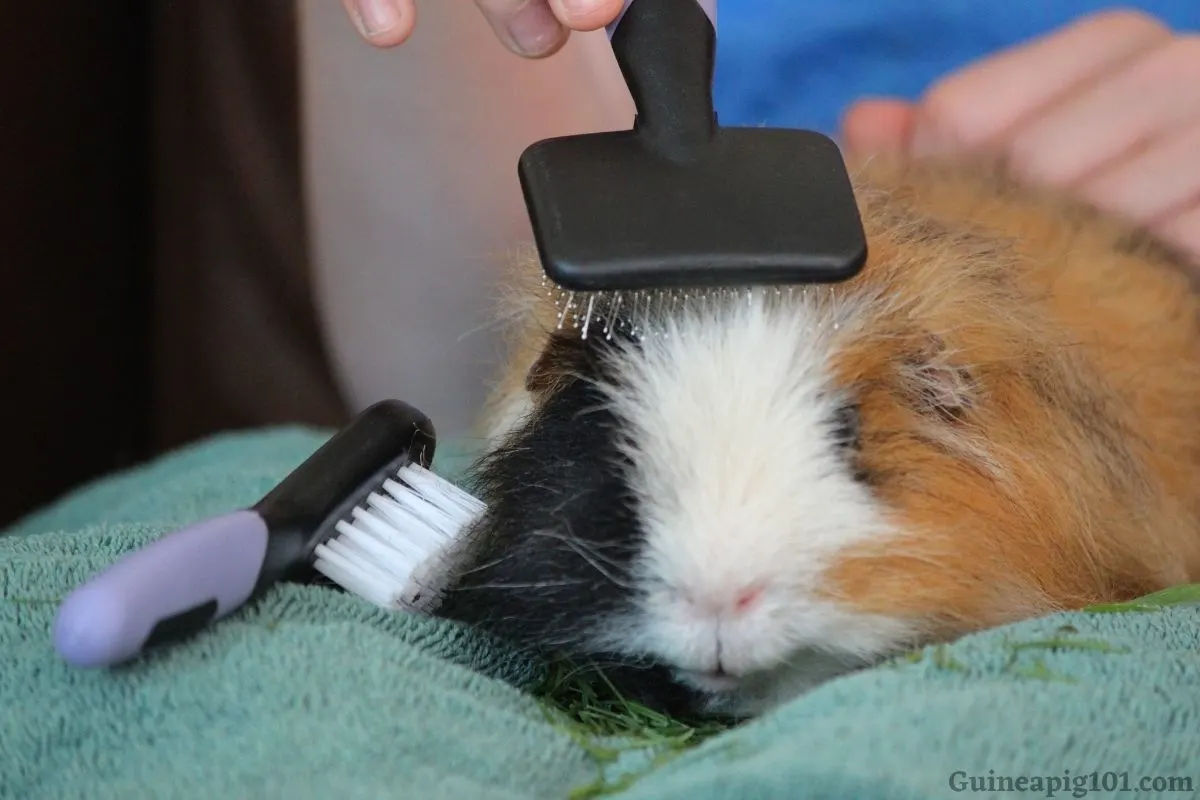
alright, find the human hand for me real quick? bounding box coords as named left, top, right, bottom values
left=841, top=10, right=1200, bottom=262
left=342, top=0, right=626, bottom=57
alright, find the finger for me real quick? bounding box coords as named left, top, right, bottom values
left=910, top=10, right=1172, bottom=157
left=1154, top=204, right=1200, bottom=268
left=1077, top=121, right=1200, bottom=227
left=840, top=98, right=918, bottom=156
left=475, top=0, right=569, bottom=57
left=343, top=0, right=417, bottom=47
left=1003, top=35, right=1200, bottom=187
left=547, top=0, right=626, bottom=31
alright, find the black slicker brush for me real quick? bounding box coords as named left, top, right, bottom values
left=518, top=0, right=869, bottom=340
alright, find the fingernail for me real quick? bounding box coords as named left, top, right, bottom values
left=558, top=0, right=609, bottom=23
left=353, top=0, right=400, bottom=37
left=506, top=2, right=566, bottom=56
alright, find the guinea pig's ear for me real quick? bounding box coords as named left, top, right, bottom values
left=900, top=333, right=977, bottom=421
left=525, top=333, right=589, bottom=396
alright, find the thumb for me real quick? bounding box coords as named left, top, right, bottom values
left=548, top=0, right=627, bottom=30
left=476, top=0, right=625, bottom=57
left=840, top=98, right=918, bottom=157
left=343, top=0, right=418, bottom=47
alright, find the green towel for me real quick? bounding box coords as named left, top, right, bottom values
left=3, top=427, right=1199, bottom=799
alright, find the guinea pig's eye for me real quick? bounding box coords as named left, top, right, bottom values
left=831, top=402, right=861, bottom=452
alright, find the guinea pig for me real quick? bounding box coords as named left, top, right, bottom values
left=433, top=154, right=1200, bottom=720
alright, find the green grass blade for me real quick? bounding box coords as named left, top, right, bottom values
left=1084, top=583, right=1200, bottom=614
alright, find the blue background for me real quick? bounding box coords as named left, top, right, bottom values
left=712, top=1, right=1200, bottom=134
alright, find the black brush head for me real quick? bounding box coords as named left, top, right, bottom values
left=520, top=126, right=867, bottom=292
left=518, top=0, right=868, bottom=293
left=251, top=399, right=437, bottom=588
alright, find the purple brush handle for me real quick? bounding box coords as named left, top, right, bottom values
left=53, top=510, right=270, bottom=668
left=606, top=0, right=717, bottom=38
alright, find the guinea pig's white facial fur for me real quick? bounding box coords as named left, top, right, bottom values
left=585, top=293, right=914, bottom=715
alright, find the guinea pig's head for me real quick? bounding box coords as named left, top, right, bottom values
left=437, top=164, right=1173, bottom=719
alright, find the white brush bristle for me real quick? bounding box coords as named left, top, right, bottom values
left=312, top=463, right=486, bottom=612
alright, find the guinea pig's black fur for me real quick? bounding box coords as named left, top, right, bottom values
left=435, top=331, right=706, bottom=715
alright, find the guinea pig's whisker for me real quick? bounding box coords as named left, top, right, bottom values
left=452, top=553, right=519, bottom=577
left=530, top=527, right=634, bottom=590
left=571, top=402, right=614, bottom=421
left=453, top=580, right=586, bottom=591
left=531, top=527, right=630, bottom=574
left=547, top=489, right=589, bottom=518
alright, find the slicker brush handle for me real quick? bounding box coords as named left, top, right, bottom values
left=605, top=0, right=719, bottom=159
left=605, top=0, right=717, bottom=37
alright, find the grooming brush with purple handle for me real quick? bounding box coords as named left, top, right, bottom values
left=52, top=398, right=475, bottom=669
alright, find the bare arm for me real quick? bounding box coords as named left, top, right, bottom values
left=297, top=0, right=632, bottom=441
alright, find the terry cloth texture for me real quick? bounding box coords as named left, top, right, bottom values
left=3, top=428, right=1198, bottom=799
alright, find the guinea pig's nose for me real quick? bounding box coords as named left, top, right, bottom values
left=681, top=582, right=765, bottom=618
left=733, top=585, right=764, bottom=613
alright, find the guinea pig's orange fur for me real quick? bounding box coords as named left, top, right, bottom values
left=479, top=154, right=1200, bottom=649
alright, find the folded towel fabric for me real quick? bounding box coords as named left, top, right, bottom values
left=3, top=427, right=1198, bottom=800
